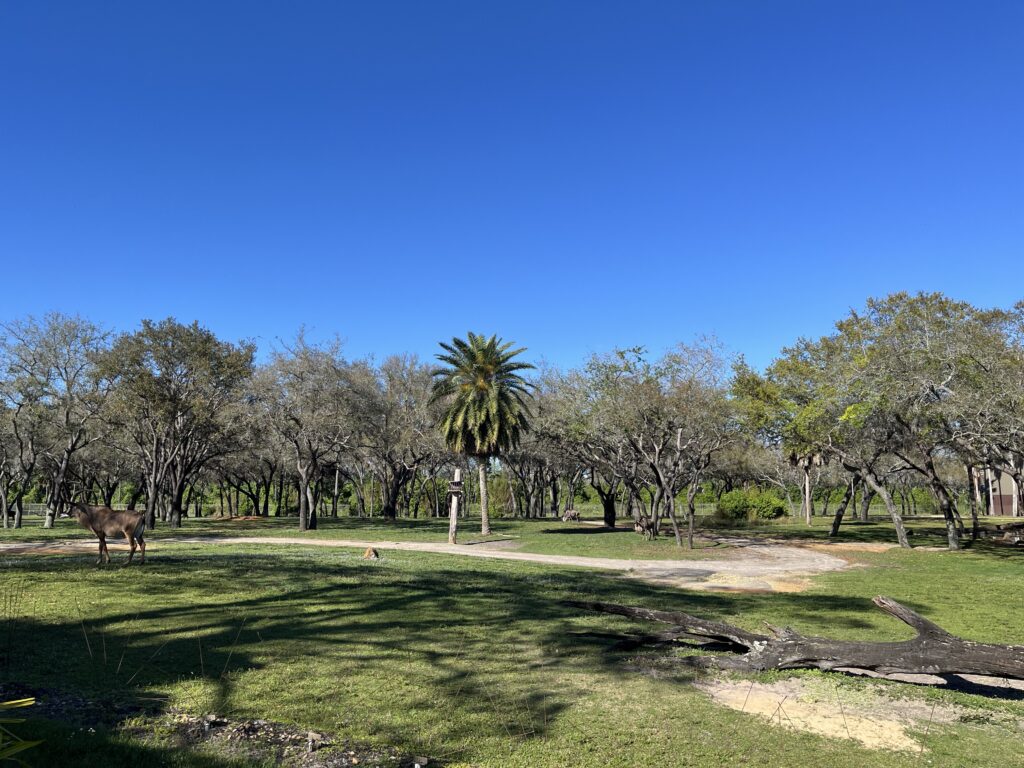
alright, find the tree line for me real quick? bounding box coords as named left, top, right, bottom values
left=1, top=292, right=1022, bottom=550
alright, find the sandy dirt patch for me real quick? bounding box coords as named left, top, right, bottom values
left=696, top=676, right=1006, bottom=751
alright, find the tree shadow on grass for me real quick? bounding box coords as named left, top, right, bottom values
left=704, top=518, right=956, bottom=548
left=536, top=526, right=627, bottom=536
left=1, top=547, right=1015, bottom=762
left=961, top=540, right=1024, bottom=560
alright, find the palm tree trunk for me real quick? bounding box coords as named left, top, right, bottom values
left=478, top=460, right=491, bottom=535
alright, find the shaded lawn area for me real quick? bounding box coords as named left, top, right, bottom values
left=1, top=541, right=1022, bottom=767
left=704, top=514, right=1024, bottom=550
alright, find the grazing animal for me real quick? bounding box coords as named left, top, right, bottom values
left=633, top=517, right=657, bottom=541
left=561, top=510, right=580, bottom=522
left=70, top=503, right=147, bottom=565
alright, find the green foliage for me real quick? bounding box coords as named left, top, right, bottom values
left=750, top=490, right=788, bottom=519
left=715, top=490, right=748, bottom=520
left=716, top=488, right=787, bottom=521
left=430, top=332, right=534, bottom=458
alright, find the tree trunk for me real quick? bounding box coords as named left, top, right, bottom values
left=275, top=473, right=285, bottom=516
left=686, top=484, right=699, bottom=549
left=828, top=477, right=857, bottom=537
left=601, top=492, right=616, bottom=528
left=13, top=495, right=24, bottom=529
left=968, top=486, right=980, bottom=540
left=863, top=471, right=910, bottom=548
left=261, top=478, right=271, bottom=517
left=430, top=473, right=441, bottom=517
left=331, top=466, right=340, bottom=518
left=145, top=471, right=160, bottom=530
left=43, top=451, right=73, bottom=529
left=591, top=472, right=618, bottom=528
left=125, top=483, right=144, bottom=511
left=478, top=460, right=491, bottom=535
left=924, top=457, right=961, bottom=551
left=803, top=467, right=813, bottom=525
left=858, top=485, right=875, bottom=522
left=306, top=481, right=318, bottom=530
left=169, top=478, right=186, bottom=529
left=380, top=472, right=404, bottom=520
left=970, top=466, right=984, bottom=516
left=575, top=597, right=1024, bottom=680
left=665, top=493, right=683, bottom=547
left=298, top=477, right=310, bottom=531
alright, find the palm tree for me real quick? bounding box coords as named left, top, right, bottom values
left=431, top=333, right=534, bottom=535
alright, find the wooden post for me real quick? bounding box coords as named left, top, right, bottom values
left=448, top=468, right=462, bottom=545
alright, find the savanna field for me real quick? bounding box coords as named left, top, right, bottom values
left=3, top=513, right=1023, bottom=768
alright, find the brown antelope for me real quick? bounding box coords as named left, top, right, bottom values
left=633, top=517, right=657, bottom=541
left=70, top=503, right=147, bottom=565
left=561, top=509, right=581, bottom=522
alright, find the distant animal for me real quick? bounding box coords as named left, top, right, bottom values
left=70, top=503, right=147, bottom=565
left=633, top=517, right=657, bottom=541
left=561, top=510, right=581, bottom=522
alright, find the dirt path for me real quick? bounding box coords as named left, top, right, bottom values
left=0, top=534, right=847, bottom=592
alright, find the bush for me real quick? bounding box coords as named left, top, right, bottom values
left=749, top=490, right=787, bottom=520
left=716, top=490, right=751, bottom=520
left=715, top=489, right=787, bottom=522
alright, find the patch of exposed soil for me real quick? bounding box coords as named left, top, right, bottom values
left=127, top=712, right=426, bottom=767
left=0, top=684, right=429, bottom=766
left=695, top=676, right=1020, bottom=752
left=0, top=682, right=162, bottom=726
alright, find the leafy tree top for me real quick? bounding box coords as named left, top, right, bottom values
left=430, top=332, right=534, bottom=458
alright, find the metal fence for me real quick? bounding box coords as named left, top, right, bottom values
left=12, top=503, right=48, bottom=516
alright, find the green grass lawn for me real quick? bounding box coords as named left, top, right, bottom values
left=1, top=531, right=1022, bottom=767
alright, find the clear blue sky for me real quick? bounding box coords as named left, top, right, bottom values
left=2, top=1, right=1021, bottom=369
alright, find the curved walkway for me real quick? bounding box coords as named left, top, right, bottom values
left=0, top=534, right=848, bottom=592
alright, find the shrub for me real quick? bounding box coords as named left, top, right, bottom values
left=748, top=490, right=787, bottom=520
left=714, top=489, right=787, bottom=522
left=716, top=490, right=751, bottom=520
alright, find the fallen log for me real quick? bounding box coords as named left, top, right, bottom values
left=573, top=596, right=1024, bottom=680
